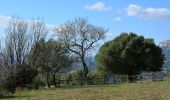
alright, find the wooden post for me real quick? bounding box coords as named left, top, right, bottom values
left=58, top=79, right=60, bottom=87
left=127, top=75, right=129, bottom=83
left=152, top=72, right=155, bottom=82
left=103, top=76, right=105, bottom=84
left=80, top=78, right=82, bottom=85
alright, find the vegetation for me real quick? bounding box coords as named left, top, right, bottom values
left=96, top=33, right=164, bottom=82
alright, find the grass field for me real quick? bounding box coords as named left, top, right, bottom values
left=1, top=81, right=170, bottom=100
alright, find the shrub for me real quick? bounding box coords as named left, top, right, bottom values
left=59, top=71, right=106, bottom=85
left=60, top=71, right=84, bottom=85
left=4, top=75, right=17, bottom=94
left=87, top=71, right=104, bottom=85
left=0, top=82, right=8, bottom=96
left=4, top=65, right=38, bottom=94
left=30, top=74, right=46, bottom=89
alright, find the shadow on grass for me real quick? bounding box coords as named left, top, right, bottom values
left=58, top=83, right=121, bottom=89
left=0, top=95, right=31, bottom=99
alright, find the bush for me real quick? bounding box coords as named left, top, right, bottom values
left=0, top=83, right=8, bottom=96
left=4, top=75, right=17, bottom=94
left=29, top=74, right=46, bottom=89
left=60, top=71, right=84, bottom=85
left=15, top=65, right=38, bottom=87
left=60, top=71, right=104, bottom=85
left=87, top=71, right=104, bottom=85
left=71, top=70, right=84, bottom=85
left=87, top=71, right=103, bottom=78
left=65, top=73, right=74, bottom=85
left=3, top=65, right=38, bottom=94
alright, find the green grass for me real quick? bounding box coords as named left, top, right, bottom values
left=1, top=81, right=170, bottom=100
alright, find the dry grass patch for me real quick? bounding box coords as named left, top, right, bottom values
left=1, top=81, right=170, bottom=100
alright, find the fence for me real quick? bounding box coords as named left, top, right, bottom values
left=1, top=72, right=170, bottom=89
left=55, top=73, right=170, bottom=86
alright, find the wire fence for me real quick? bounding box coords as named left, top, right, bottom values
left=1, top=72, right=170, bottom=88
left=54, top=73, right=170, bottom=86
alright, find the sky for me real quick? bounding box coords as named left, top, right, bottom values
left=0, top=0, right=170, bottom=44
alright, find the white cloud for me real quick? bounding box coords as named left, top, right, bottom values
left=104, top=32, right=115, bottom=41
left=0, top=15, right=57, bottom=39
left=125, top=4, right=170, bottom=20
left=0, top=15, right=12, bottom=28
left=0, top=31, right=5, bottom=38
left=113, top=17, right=122, bottom=22
left=85, top=2, right=112, bottom=11
left=46, top=24, right=56, bottom=31
left=46, top=24, right=57, bottom=37
left=0, top=15, right=11, bottom=39
left=0, top=15, right=57, bottom=29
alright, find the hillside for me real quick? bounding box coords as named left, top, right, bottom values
left=159, top=40, right=170, bottom=72
left=69, top=56, right=96, bottom=71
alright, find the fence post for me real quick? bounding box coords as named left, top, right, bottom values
left=103, top=76, right=105, bottom=84
left=80, top=78, right=82, bottom=85
left=127, top=75, right=129, bottom=83
left=152, top=72, right=155, bottom=82
left=58, top=79, right=60, bottom=87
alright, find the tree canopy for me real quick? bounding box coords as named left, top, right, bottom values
left=96, top=33, right=164, bottom=82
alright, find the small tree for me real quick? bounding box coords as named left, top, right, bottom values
left=28, top=19, right=47, bottom=71
left=96, top=33, right=164, bottom=82
left=30, top=39, right=72, bottom=88
left=45, top=39, right=72, bottom=87
left=56, top=17, right=107, bottom=80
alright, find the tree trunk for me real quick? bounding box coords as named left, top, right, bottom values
left=57, top=79, right=60, bottom=87
left=81, top=57, right=88, bottom=84
left=152, top=72, right=156, bottom=82
left=127, top=74, right=134, bottom=83
left=53, top=73, right=57, bottom=88
left=47, top=71, right=50, bottom=88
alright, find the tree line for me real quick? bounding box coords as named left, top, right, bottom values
left=0, top=17, right=164, bottom=96
left=0, top=17, right=107, bottom=95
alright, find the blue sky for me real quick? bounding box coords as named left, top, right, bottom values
left=0, top=0, right=170, bottom=44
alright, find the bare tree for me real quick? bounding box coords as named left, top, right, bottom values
left=3, top=18, right=47, bottom=73
left=0, top=41, right=6, bottom=96
left=55, top=18, right=108, bottom=80
left=28, top=19, right=47, bottom=71
left=30, top=19, right=47, bottom=45
left=5, top=18, right=29, bottom=66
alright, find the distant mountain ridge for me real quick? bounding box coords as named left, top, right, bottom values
left=159, top=40, right=170, bottom=48
left=159, top=40, right=170, bottom=72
